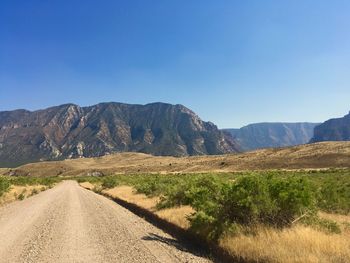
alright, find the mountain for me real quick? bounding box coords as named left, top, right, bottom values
left=310, top=111, right=350, bottom=142
left=0, top=102, right=239, bottom=167
left=223, top=122, right=319, bottom=151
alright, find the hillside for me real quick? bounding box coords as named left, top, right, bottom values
left=310, top=111, right=350, bottom=142
left=223, top=122, right=319, bottom=151
left=3, top=141, right=349, bottom=177
left=0, top=102, right=239, bottom=167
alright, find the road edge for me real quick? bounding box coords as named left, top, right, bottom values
left=80, top=185, right=252, bottom=263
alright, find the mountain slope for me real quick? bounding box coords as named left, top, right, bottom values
left=0, top=102, right=239, bottom=167
left=3, top=142, right=349, bottom=177
left=223, top=122, right=319, bottom=151
left=310, top=111, right=350, bottom=142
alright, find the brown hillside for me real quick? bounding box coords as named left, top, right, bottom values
left=3, top=141, right=350, bottom=177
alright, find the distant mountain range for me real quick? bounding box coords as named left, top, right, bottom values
left=223, top=110, right=350, bottom=151
left=0, top=101, right=349, bottom=167
left=223, top=123, right=320, bottom=151
left=0, top=102, right=239, bottom=167
left=310, top=111, right=350, bottom=143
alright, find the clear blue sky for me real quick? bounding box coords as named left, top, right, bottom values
left=0, top=1, right=349, bottom=128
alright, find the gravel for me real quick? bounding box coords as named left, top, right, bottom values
left=0, top=181, right=213, bottom=263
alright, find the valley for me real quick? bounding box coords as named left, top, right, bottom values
left=2, top=141, right=349, bottom=177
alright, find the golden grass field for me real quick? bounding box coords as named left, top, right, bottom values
left=4, top=141, right=350, bottom=177
left=220, top=224, right=350, bottom=263
left=0, top=185, right=48, bottom=206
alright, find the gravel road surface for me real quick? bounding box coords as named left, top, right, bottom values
left=0, top=181, right=213, bottom=263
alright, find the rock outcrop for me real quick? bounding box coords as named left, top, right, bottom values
left=0, top=102, right=239, bottom=167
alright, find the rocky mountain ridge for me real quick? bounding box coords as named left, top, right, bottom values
left=310, top=111, right=350, bottom=142
left=0, top=102, right=239, bottom=167
left=223, top=122, right=319, bottom=151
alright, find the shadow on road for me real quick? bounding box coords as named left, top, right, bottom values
left=142, top=233, right=212, bottom=260
left=142, top=233, right=187, bottom=251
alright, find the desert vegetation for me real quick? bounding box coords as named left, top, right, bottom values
left=1, top=169, right=349, bottom=261
left=7, top=176, right=61, bottom=187
left=0, top=176, right=59, bottom=204
left=0, top=177, right=11, bottom=197
left=78, top=169, right=350, bottom=262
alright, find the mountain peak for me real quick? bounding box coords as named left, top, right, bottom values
left=310, top=110, right=350, bottom=143
left=0, top=102, right=239, bottom=167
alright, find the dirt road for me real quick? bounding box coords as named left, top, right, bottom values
left=0, top=181, right=212, bottom=263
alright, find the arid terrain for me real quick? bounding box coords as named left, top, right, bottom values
left=1, top=141, right=349, bottom=262
left=2, top=141, right=350, bottom=177
left=2, top=1, right=349, bottom=262
left=0, top=181, right=211, bottom=263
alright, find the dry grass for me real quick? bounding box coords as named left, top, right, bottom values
left=319, top=212, right=350, bottom=225
left=103, top=186, right=159, bottom=211
left=5, top=141, right=350, bottom=177
left=155, top=206, right=194, bottom=229
left=79, top=182, right=95, bottom=190
left=0, top=168, right=8, bottom=175
left=220, top=225, right=350, bottom=263
left=0, top=185, right=47, bottom=206
left=97, top=185, right=194, bottom=228
left=320, top=212, right=350, bottom=236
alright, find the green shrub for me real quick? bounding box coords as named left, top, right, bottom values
left=39, top=177, right=58, bottom=186
left=0, top=177, right=10, bottom=197
left=268, top=175, right=316, bottom=226
left=188, top=174, right=317, bottom=240
left=134, top=175, right=178, bottom=197
left=9, top=176, right=61, bottom=187
left=30, top=188, right=39, bottom=196
left=93, top=185, right=103, bottom=193
left=157, top=174, right=225, bottom=210
left=9, top=177, right=33, bottom=186
left=101, top=176, right=118, bottom=189
left=76, top=177, right=87, bottom=183
left=302, top=216, right=341, bottom=234
left=316, top=219, right=341, bottom=234
left=72, top=171, right=349, bottom=241
left=134, top=177, right=161, bottom=196
left=317, top=179, right=350, bottom=214
left=76, top=176, right=101, bottom=184
left=18, top=192, right=25, bottom=200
